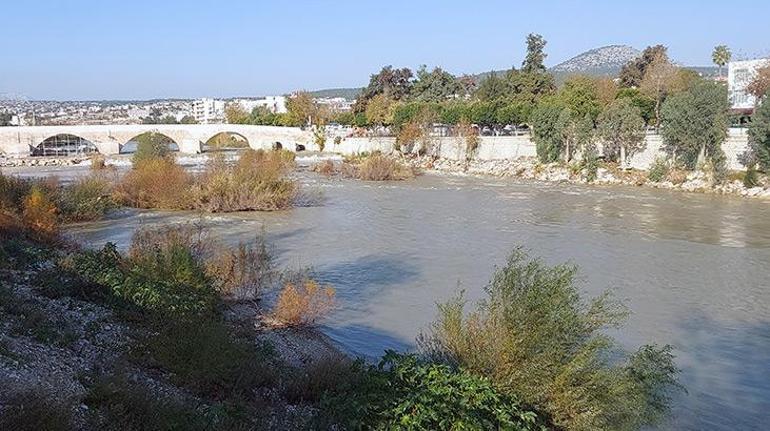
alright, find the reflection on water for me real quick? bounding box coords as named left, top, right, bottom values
left=59, top=171, right=770, bottom=430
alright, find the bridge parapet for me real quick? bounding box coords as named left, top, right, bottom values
left=0, top=124, right=314, bottom=156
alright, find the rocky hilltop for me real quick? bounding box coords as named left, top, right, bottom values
left=551, top=45, right=641, bottom=75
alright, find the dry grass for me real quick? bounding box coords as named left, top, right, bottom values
left=89, top=154, right=109, bottom=171
left=113, top=158, right=193, bottom=209
left=22, top=187, right=58, bottom=237
left=270, top=279, right=335, bottom=327
left=312, top=160, right=337, bottom=176
left=206, top=235, right=274, bottom=301
left=193, top=149, right=297, bottom=212
left=343, top=153, right=415, bottom=181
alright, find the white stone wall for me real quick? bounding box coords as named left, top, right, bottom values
left=327, top=129, right=751, bottom=171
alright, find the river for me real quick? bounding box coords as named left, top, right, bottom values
left=9, top=164, right=770, bottom=430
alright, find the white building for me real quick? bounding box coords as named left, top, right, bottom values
left=191, top=98, right=226, bottom=124
left=728, top=58, right=769, bottom=111
left=232, top=96, right=287, bottom=115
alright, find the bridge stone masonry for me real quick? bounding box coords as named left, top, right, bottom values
left=0, top=124, right=314, bottom=156
left=0, top=125, right=752, bottom=171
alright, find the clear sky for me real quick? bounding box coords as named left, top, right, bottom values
left=2, top=0, right=769, bottom=100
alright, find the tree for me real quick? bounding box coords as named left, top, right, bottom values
left=616, top=88, right=656, bottom=125
left=711, top=45, right=732, bottom=78
left=557, top=75, right=602, bottom=120
left=354, top=66, right=413, bottom=112
left=530, top=100, right=567, bottom=163
left=560, top=111, right=594, bottom=163
left=364, top=94, right=395, bottom=126
left=619, top=45, right=668, bottom=88
left=522, top=33, right=547, bottom=73
left=285, top=91, right=317, bottom=126
left=410, top=65, right=461, bottom=102
left=131, top=132, right=174, bottom=165
left=747, top=63, right=770, bottom=101
left=660, top=80, right=729, bottom=169
left=748, top=95, right=770, bottom=170
left=597, top=98, right=646, bottom=166
left=225, top=103, right=249, bottom=124
left=475, top=71, right=508, bottom=101
left=179, top=115, right=197, bottom=124
left=639, top=52, right=678, bottom=125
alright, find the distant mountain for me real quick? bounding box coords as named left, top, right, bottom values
left=310, top=45, right=721, bottom=99
left=551, top=45, right=640, bottom=76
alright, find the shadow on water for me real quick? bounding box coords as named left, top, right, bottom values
left=324, top=323, right=414, bottom=360
left=665, top=314, right=770, bottom=430
left=314, top=254, right=421, bottom=304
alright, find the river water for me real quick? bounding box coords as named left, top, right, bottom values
left=10, top=164, right=769, bottom=430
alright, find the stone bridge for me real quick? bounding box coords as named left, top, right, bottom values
left=0, top=124, right=314, bottom=156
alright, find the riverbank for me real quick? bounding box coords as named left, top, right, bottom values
left=401, top=155, right=770, bottom=199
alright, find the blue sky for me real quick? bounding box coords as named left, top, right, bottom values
left=2, top=0, right=769, bottom=100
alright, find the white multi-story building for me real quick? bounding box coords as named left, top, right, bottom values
left=728, top=58, right=769, bottom=111
left=191, top=98, right=226, bottom=124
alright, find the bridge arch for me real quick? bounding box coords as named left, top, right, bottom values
left=120, top=132, right=180, bottom=154
left=202, top=131, right=250, bottom=152
left=32, top=134, right=99, bottom=157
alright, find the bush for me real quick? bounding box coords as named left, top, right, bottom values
left=312, top=160, right=336, bottom=176
left=73, top=241, right=218, bottom=316
left=344, top=153, right=414, bottom=181
left=744, top=164, right=760, bottom=188
left=206, top=235, right=274, bottom=301
left=0, top=171, right=30, bottom=211
left=131, top=132, right=174, bottom=165
left=22, top=186, right=58, bottom=237
left=319, top=351, right=546, bottom=430
left=84, top=373, right=212, bottom=431
left=114, top=158, right=192, bottom=209
left=193, top=149, right=297, bottom=212
left=271, top=279, right=335, bottom=327
left=90, top=153, right=109, bottom=171
left=648, top=157, right=670, bottom=183
left=0, top=387, right=74, bottom=431
left=141, top=318, right=276, bottom=398
left=58, top=175, right=114, bottom=222
left=421, top=247, right=683, bottom=431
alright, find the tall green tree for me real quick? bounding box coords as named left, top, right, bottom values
left=711, top=45, right=732, bottom=78
left=748, top=94, right=770, bottom=170
left=530, top=100, right=567, bottom=163
left=410, top=65, right=461, bottom=102
left=354, top=66, right=413, bottom=112
left=475, top=71, right=508, bottom=101
left=557, top=76, right=602, bottom=120
left=659, top=80, right=729, bottom=169
left=597, top=98, right=646, bottom=166
left=522, top=33, right=548, bottom=73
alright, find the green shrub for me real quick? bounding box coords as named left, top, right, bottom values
left=140, top=318, right=276, bottom=398
left=648, top=157, right=670, bottom=183
left=421, top=247, right=683, bottom=431
left=58, top=175, right=114, bottom=222
left=0, top=388, right=74, bottom=431
left=0, top=171, right=30, bottom=211
left=84, top=373, right=212, bottom=431
left=744, top=164, right=760, bottom=188
left=131, top=132, right=174, bottom=165
left=319, top=351, right=546, bottom=430
left=73, top=242, right=218, bottom=316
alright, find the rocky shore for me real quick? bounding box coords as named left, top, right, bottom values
left=403, top=155, right=770, bottom=199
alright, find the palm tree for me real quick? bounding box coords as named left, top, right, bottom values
left=712, top=45, right=732, bottom=79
